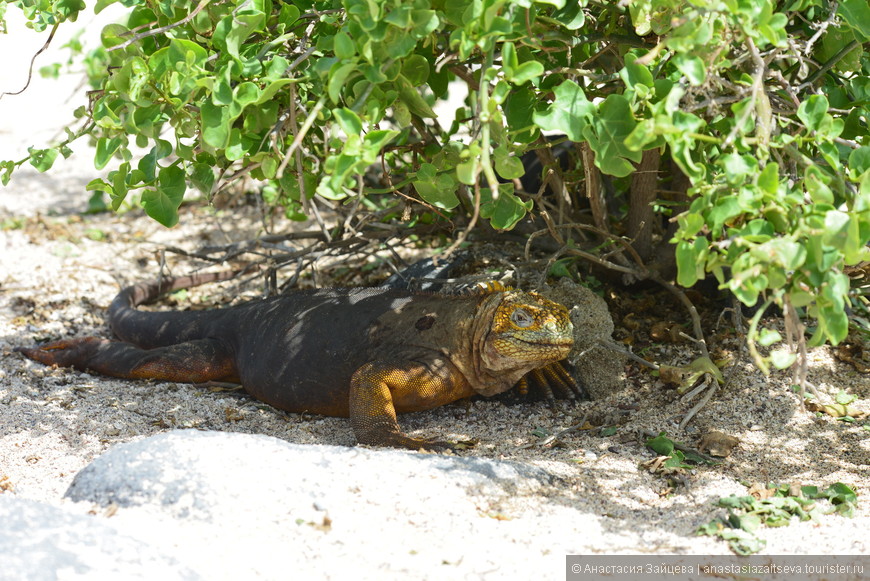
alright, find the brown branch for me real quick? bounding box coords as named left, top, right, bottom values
left=448, top=64, right=480, bottom=92
left=797, top=40, right=860, bottom=90
left=523, top=222, right=649, bottom=276
left=627, top=148, right=661, bottom=261
left=531, top=137, right=571, bottom=221
left=580, top=143, right=608, bottom=232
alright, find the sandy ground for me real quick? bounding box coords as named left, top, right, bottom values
left=1, top=6, right=869, bottom=563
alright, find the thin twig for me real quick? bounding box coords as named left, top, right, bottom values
left=724, top=36, right=768, bottom=149
left=276, top=94, right=326, bottom=179
left=107, top=0, right=211, bottom=52
left=678, top=378, right=717, bottom=430
left=1, top=23, right=59, bottom=100
left=598, top=339, right=660, bottom=370
left=524, top=222, right=649, bottom=274
left=647, top=272, right=710, bottom=360
left=440, top=183, right=481, bottom=259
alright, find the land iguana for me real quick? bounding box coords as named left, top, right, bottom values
left=17, top=272, right=583, bottom=450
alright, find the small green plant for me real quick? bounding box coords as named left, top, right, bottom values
left=698, top=482, right=859, bottom=555
left=645, top=432, right=718, bottom=468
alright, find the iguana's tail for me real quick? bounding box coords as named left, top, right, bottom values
left=110, top=270, right=242, bottom=310
left=108, top=270, right=244, bottom=348
left=17, top=270, right=246, bottom=379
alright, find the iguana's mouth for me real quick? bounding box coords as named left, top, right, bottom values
left=512, top=338, right=573, bottom=349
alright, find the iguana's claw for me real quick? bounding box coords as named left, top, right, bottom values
left=518, top=360, right=590, bottom=402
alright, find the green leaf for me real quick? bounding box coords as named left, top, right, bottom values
left=758, top=328, right=782, bottom=347
left=94, top=137, right=125, bottom=170
left=675, top=237, right=708, bottom=287
left=413, top=164, right=460, bottom=209
left=86, top=178, right=112, bottom=194
left=719, top=153, right=755, bottom=185
left=26, top=148, right=59, bottom=173
left=277, top=3, right=300, bottom=31
left=737, top=513, right=762, bottom=533
left=501, top=41, right=518, bottom=73
left=395, top=74, right=436, bottom=118
left=494, top=146, right=525, bottom=179
left=401, top=54, right=430, bottom=86
left=552, top=1, right=585, bottom=29
left=848, top=146, right=870, bottom=176
left=584, top=94, right=641, bottom=177
left=532, top=80, right=593, bottom=142
left=214, top=8, right=265, bottom=60
left=141, top=165, right=185, bottom=227
left=509, top=61, right=544, bottom=85
left=838, top=0, right=870, bottom=41
left=804, top=166, right=834, bottom=204
left=822, top=210, right=852, bottom=251
left=149, top=39, right=208, bottom=79
left=94, top=0, right=120, bottom=13
left=1, top=162, right=14, bottom=186
left=333, top=108, right=363, bottom=136
left=138, top=140, right=172, bottom=182
left=225, top=128, right=246, bottom=162
left=233, top=82, right=260, bottom=109
left=456, top=159, right=478, bottom=186
left=707, top=196, right=742, bottom=233
left=835, top=390, right=858, bottom=405
left=190, top=163, right=215, bottom=195
left=770, top=348, right=797, bottom=369
left=101, top=23, right=130, bottom=49
left=677, top=212, right=705, bottom=238
left=797, top=95, right=829, bottom=132
left=158, top=165, right=185, bottom=200
left=256, top=79, right=296, bottom=105
left=758, top=238, right=806, bottom=270
left=620, top=61, right=654, bottom=89
left=480, top=184, right=533, bottom=230
left=201, top=102, right=232, bottom=149
left=108, top=162, right=132, bottom=209
left=328, top=62, right=358, bottom=104
left=410, top=8, right=440, bottom=36
left=334, top=31, right=355, bottom=60
left=757, top=162, right=779, bottom=194
left=674, top=54, right=706, bottom=85
left=646, top=433, right=674, bottom=456
left=504, top=86, right=540, bottom=144
left=362, top=130, right=399, bottom=155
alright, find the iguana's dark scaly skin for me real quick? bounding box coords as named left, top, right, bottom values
left=17, top=272, right=579, bottom=450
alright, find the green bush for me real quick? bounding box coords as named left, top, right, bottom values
left=2, top=0, right=869, bottom=363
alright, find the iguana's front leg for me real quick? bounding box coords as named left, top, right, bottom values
left=16, top=337, right=239, bottom=383
left=349, top=359, right=474, bottom=450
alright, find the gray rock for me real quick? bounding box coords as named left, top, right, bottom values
left=54, top=430, right=577, bottom=579
left=65, top=429, right=557, bottom=523
left=0, top=495, right=201, bottom=581
left=541, top=279, right=625, bottom=399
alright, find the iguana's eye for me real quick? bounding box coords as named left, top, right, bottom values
left=511, top=308, right=534, bottom=328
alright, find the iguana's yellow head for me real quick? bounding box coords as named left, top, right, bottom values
left=482, top=290, right=574, bottom=372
